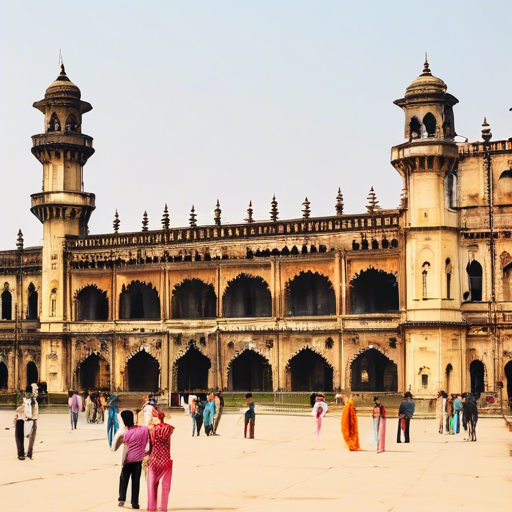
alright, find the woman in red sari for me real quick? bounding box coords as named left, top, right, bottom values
left=372, top=396, right=386, bottom=453
left=341, top=395, right=360, bottom=451
left=147, top=410, right=174, bottom=511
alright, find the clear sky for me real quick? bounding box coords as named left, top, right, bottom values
left=0, top=1, right=511, bottom=249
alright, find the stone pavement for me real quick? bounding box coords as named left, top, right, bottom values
left=0, top=410, right=511, bottom=511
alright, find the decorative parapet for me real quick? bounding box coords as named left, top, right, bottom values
left=67, top=211, right=400, bottom=250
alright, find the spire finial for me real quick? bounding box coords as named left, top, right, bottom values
left=214, top=200, right=221, bottom=226
left=245, top=200, right=254, bottom=223
left=270, top=195, right=279, bottom=222
left=366, top=186, right=381, bottom=213
left=335, top=187, right=344, bottom=216
left=421, top=53, right=431, bottom=76
left=189, top=205, right=197, bottom=227
left=16, top=229, right=24, bottom=251
left=113, top=210, right=120, bottom=233
left=481, top=117, right=492, bottom=143
left=161, top=204, right=170, bottom=230
left=142, top=211, right=149, bottom=232
left=302, top=197, right=311, bottom=219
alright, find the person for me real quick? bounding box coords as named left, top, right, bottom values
left=341, top=395, right=360, bottom=451
left=453, top=394, right=463, bottom=434
left=96, top=393, right=106, bottom=424
left=13, top=404, right=26, bottom=460
left=147, top=410, right=174, bottom=511
left=68, top=390, right=82, bottom=430
left=203, top=393, right=216, bottom=436
left=436, top=391, right=448, bottom=434
left=311, top=394, right=328, bottom=437
left=195, top=397, right=205, bottom=436
left=107, top=395, right=119, bottom=447
left=213, top=391, right=224, bottom=435
left=23, top=393, right=39, bottom=459
left=31, top=382, right=39, bottom=398
left=397, top=391, right=415, bottom=443
left=309, top=392, right=317, bottom=408
left=244, top=393, right=256, bottom=439
left=142, top=395, right=157, bottom=427
left=446, top=395, right=454, bottom=434
left=372, top=396, right=386, bottom=453
left=117, top=410, right=149, bottom=510
left=190, top=396, right=198, bottom=437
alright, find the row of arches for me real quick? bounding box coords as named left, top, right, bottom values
left=0, top=361, right=38, bottom=390
left=0, top=283, right=39, bottom=320
left=47, top=112, right=79, bottom=133
left=75, top=270, right=399, bottom=321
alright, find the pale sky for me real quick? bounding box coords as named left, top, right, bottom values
left=0, top=1, right=511, bottom=249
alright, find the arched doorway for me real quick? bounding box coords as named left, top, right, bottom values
left=287, top=349, right=333, bottom=391
left=229, top=350, right=273, bottom=391
left=445, top=364, right=453, bottom=395
left=0, top=361, right=7, bottom=388
left=127, top=351, right=160, bottom=391
left=171, top=279, right=216, bottom=319
left=467, top=261, right=483, bottom=301
left=175, top=346, right=211, bottom=391
left=285, top=272, right=336, bottom=316
left=27, top=283, right=38, bottom=320
left=351, top=349, right=397, bottom=392
left=504, top=361, right=512, bottom=410
left=78, top=354, right=110, bottom=390
left=76, top=286, right=109, bottom=321
left=222, top=274, right=272, bottom=317
left=470, top=360, right=485, bottom=398
left=26, top=361, right=38, bottom=389
left=349, top=269, right=399, bottom=313
left=119, top=281, right=160, bottom=320
left=1, top=290, right=12, bottom=320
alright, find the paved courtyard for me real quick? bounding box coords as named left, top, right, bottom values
left=0, top=409, right=510, bottom=511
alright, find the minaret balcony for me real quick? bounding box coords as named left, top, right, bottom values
left=31, top=191, right=95, bottom=223
left=31, top=132, right=95, bottom=164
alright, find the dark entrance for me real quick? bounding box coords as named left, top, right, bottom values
left=171, top=279, right=216, bottom=319
left=350, top=348, right=397, bottom=391
left=27, top=283, right=38, bottom=320
left=127, top=351, right=160, bottom=391
left=285, top=272, right=336, bottom=316
left=287, top=349, right=333, bottom=391
left=0, top=361, right=7, bottom=388
left=223, top=274, right=272, bottom=317
left=26, top=361, right=38, bottom=389
left=176, top=346, right=211, bottom=391
left=230, top=350, right=272, bottom=391
left=505, top=361, right=512, bottom=411
left=79, top=354, right=100, bottom=390
left=119, top=281, right=160, bottom=320
left=349, top=269, right=399, bottom=314
left=470, top=360, right=485, bottom=398
left=76, top=286, right=109, bottom=321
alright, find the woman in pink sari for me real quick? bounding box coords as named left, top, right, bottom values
left=372, top=396, right=386, bottom=453
left=147, top=410, right=174, bottom=511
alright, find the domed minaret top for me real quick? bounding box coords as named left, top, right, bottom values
left=403, top=55, right=449, bottom=98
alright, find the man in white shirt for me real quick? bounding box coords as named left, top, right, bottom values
left=23, top=394, right=39, bottom=459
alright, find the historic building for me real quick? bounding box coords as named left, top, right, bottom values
left=1, top=59, right=512, bottom=402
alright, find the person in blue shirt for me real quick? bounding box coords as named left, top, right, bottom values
left=397, top=391, right=415, bottom=443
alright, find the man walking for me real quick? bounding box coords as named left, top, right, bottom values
left=24, top=393, right=39, bottom=459
left=118, top=410, right=149, bottom=509
left=397, top=391, right=415, bottom=443
left=68, top=390, right=82, bottom=430
left=13, top=404, right=26, bottom=460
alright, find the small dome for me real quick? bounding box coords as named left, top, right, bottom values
left=405, top=58, right=447, bottom=97
left=44, top=64, right=81, bottom=101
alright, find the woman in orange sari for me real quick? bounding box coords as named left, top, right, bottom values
left=341, top=395, right=360, bottom=451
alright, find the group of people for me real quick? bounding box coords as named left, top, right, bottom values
left=84, top=390, right=108, bottom=424
left=112, top=394, right=174, bottom=511
left=436, top=391, right=478, bottom=440
left=187, top=391, right=225, bottom=437
left=13, top=392, right=39, bottom=460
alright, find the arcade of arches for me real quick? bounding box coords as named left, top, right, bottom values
left=350, top=349, right=398, bottom=392
left=228, top=350, right=273, bottom=391
left=126, top=351, right=160, bottom=391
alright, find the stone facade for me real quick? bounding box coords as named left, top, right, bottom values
left=0, top=59, right=511, bottom=401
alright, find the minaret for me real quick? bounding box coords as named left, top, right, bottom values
left=31, top=63, right=95, bottom=327
left=391, top=58, right=464, bottom=396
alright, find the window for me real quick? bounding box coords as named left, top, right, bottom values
left=423, top=113, right=437, bottom=137
left=445, top=258, right=453, bottom=299
left=409, top=117, right=421, bottom=140
left=422, top=374, right=428, bottom=389
left=467, top=260, right=483, bottom=302
left=422, top=262, right=431, bottom=300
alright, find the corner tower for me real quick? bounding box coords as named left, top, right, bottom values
left=31, top=64, right=95, bottom=325
left=391, top=58, right=465, bottom=396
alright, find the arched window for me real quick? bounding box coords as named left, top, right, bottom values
left=422, top=262, right=431, bottom=300
left=503, top=263, right=512, bottom=301
left=0, top=361, right=7, bottom=389
left=349, top=268, right=399, bottom=314
left=76, top=285, right=109, bottom=321
left=423, top=113, right=437, bottom=137
left=446, top=170, right=458, bottom=209
left=65, top=114, right=79, bottom=132
left=27, top=283, right=38, bottom=320
left=1, top=285, right=12, bottom=320
left=171, top=279, right=216, bottom=319
left=497, top=170, right=512, bottom=205
left=26, top=361, right=38, bottom=389
left=50, top=288, right=57, bottom=317
left=48, top=112, right=61, bottom=132
left=119, top=281, right=160, bottom=320
left=445, top=258, right=453, bottom=299
left=409, top=116, right=421, bottom=140
left=469, top=360, right=485, bottom=398
left=223, top=274, right=272, bottom=318
left=467, top=261, right=483, bottom=302
left=285, top=271, right=336, bottom=316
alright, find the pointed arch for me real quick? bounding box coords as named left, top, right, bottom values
left=469, top=359, right=485, bottom=398
left=65, top=113, right=78, bottom=132
left=173, top=342, right=211, bottom=391
left=0, top=361, right=8, bottom=389
left=171, top=279, right=216, bottom=319
left=48, top=112, right=61, bottom=132
left=27, top=283, right=38, bottom=320
left=126, top=350, right=160, bottom=391
left=423, top=112, right=437, bottom=137
left=227, top=349, right=273, bottom=391
left=467, top=261, right=483, bottom=302
left=286, top=347, right=333, bottom=391
left=119, top=280, right=160, bottom=320
left=349, top=268, right=398, bottom=314
left=77, top=353, right=110, bottom=390
left=26, top=361, right=38, bottom=389
left=285, top=271, right=336, bottom=316
left=1, top=287, right=12, bottom=320
left=76, top=285, right=109, bottom=321
left=349, top=347, right=397, bottom=391
left=222, top=273, right=272, bottom=318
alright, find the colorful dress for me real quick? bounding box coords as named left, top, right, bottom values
left=203, top=398, right=216, bottom=436
left=147, top=422, right=174, bottom=512
left=107, top=397, right=119, bottom=447
left=311, top=398, right=328, bottom=437
left=341, top=398, right=360, bottom=451
left=244, top=401, right=255, bottom=439
left=373, top=404, right=386, bottom=453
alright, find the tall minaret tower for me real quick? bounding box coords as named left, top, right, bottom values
left=391, top=58, right=465, bottom=396
left=31, top=63, right=95, bottom=329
